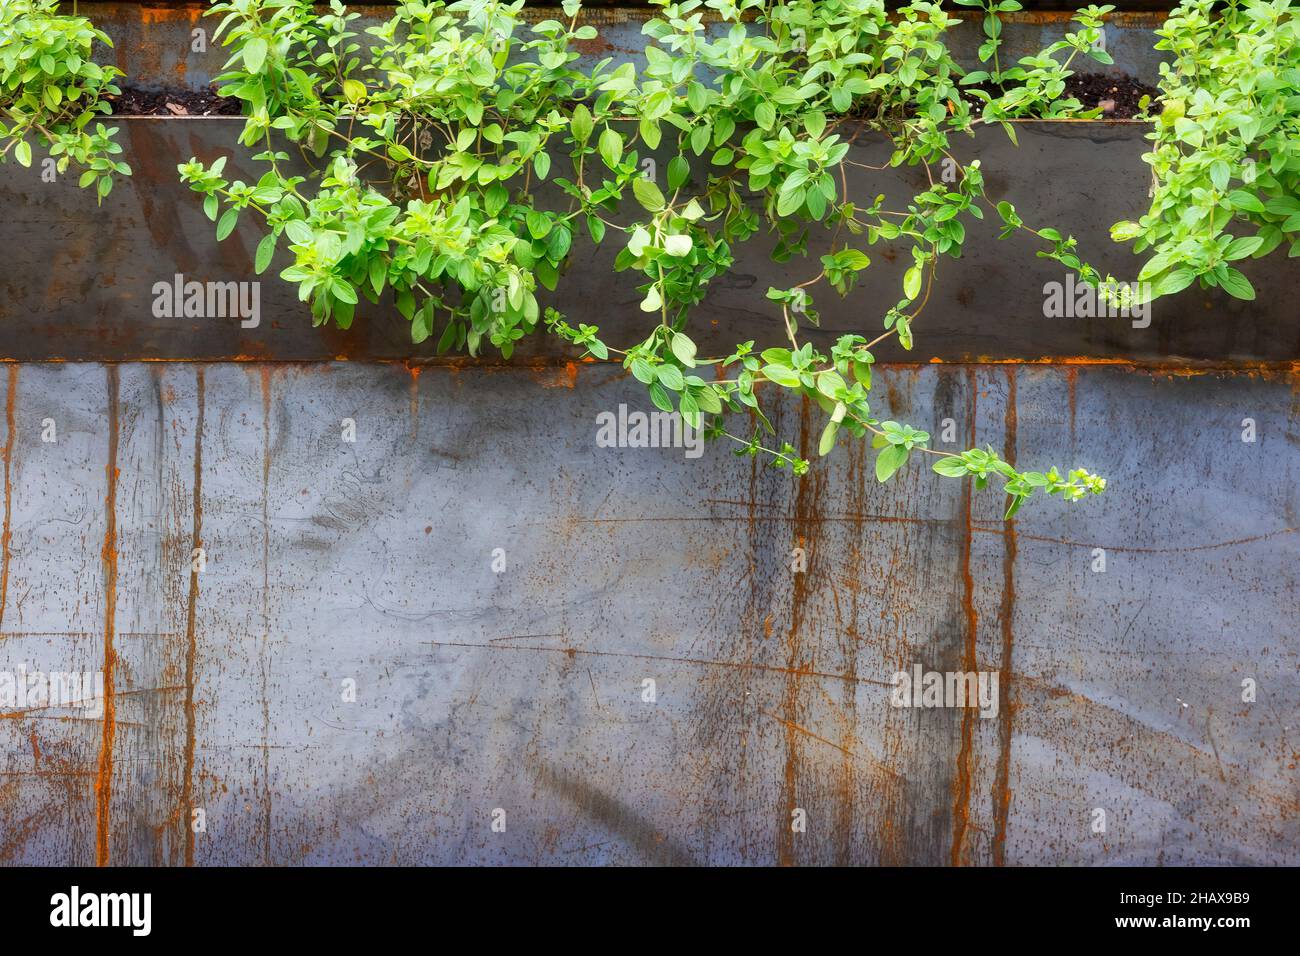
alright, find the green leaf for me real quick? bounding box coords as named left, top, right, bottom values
left=632, top=177, right=665, bottom=212
left=1228, top=190, right=1265, bottom=214
left=932, top=456, right=969, bottom=478
left=671, top=332, right=697, bottom=367
left=570, top=104, right=593, bottom=144
left=903, top=266, right=922, bottom=300
left=254, top=233, right=277, bottom=274
left=667, top=155, right=690, bottom=191
left=762, top=364, right=801, bottom=387
left=648, top=382, right=674, bottom=412
left=1153, top=267, right=1196, bottom=297
left=526, top=210, right=551, bottom=240
left=875, top=444, right=908, bottom=483
left=1209, top=161, right=1230, bottom=192
left=244, top=37, right=269, bottom=73
left=598, top=127, right=622, bottom=170
left=655, top=364, right=684, bottom=391
left=663, top=234, right=692, bottom=257
left=369, top=256, right=387, bottom=294
left=14, top=141, right=31, bottom=168
left=776, top=186, right=804, bottom=217
left=411, top=301, right=433, bottom=343
left=640, top=285, right=662, bottom=313
left=437, top=319, right=458, bottom=354
left=818, top=419, right=839, bottom=457
left=1218, top=267, right=1255, bottom=301
left=216, top=208, right=239, bottom=241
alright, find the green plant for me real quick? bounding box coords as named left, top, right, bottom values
left=0, top=0, right=129, bottom=199
left=181, top=0, right=1109, bottom=516
left=957, top=0, right=1113, bottom=117
left=1107, top=0, right=1300, bottom=302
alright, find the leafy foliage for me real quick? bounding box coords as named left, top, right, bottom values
left=1108, top=0, right=1300, bottom=303
left=180, top=0, right=1112, bottom=515
left=0, top=0, right=128, bottom=199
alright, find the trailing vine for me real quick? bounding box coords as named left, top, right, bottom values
left=180, top=0, right=1120, bottom=515
left=0, top=0, right=129, bottom=199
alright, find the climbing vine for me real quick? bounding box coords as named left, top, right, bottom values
left=178, top=0, right=1125, bottom=515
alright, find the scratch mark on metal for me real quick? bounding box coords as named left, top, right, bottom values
left=760, top=709, right=903, bottom=779
left=426, top=640, right=895, bottom=687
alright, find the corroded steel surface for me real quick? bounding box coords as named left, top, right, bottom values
left=0, top=363, right=1295, bottom=865
left=87, top=3, right=1168, bottom=93
left=0, top=4, right=1294, bottom=868
left=2, top=118, right=1297, bottom=364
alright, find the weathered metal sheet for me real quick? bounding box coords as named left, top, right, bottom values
left=0, top=362, right=1295, bottom=865
left=2, top=117, right=1296, bottom=364
left=83, top=3, right=1169, bottom=94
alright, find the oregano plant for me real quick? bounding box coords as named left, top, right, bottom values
left=1107, top=0, right=1300, bottom=303
left=0, top=0, right=129, bottom=198
left=179, top=0, right=1114, bottom=516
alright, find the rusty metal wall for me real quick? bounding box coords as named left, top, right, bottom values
left=87, top=3, right=1170, bottom=94
left=4, top=118, right=1296, bottom=364
left=0, top=362, right=1296, bottom=865
left=0, top=4, right=1296, bottom=867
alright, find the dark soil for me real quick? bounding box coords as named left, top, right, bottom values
left=1062, top=72, right=1159, bottom=119
left=106, top=73, right=1157, bottom=120
left=108, top=85, right=242, bottom=117
left=959, top=72, right=1158, bottom=119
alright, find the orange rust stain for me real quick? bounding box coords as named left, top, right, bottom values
left=407, top=365, right=421, bottom=437
left=29, top=729, right=39, bottom=765
left=950, top=371, right=979, bottom=867
left=0, top=366, right=15, bottom=630
left=182, top=368, right=205, bottom=867
left=992, top=369, right=1018, bottom=866
left=778, top=397, right=822, bottom=866
left=95, top=366, right=121, bottom=868
left=136, top=5, right=205, bottom=26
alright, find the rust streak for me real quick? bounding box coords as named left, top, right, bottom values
left=992, top=369, right=1017, bottom=866
left=181, top=367, right=205, bottom=866
left=94, top=366, right=120, bottom=867
left=778, top=397, right=818, bottom=867
left=950, top=370, right=978, bottom=867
